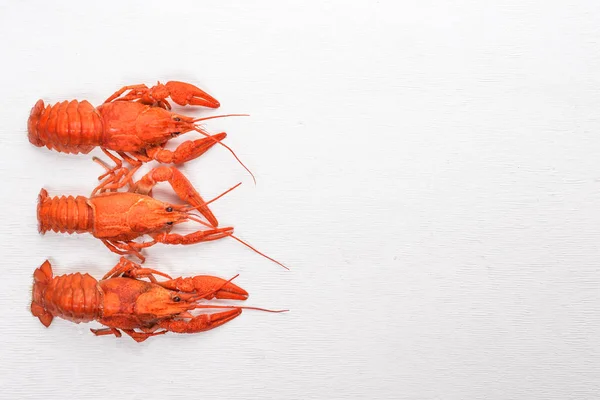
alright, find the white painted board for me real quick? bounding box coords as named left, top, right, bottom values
left=0, top=1, right=599, bottom=399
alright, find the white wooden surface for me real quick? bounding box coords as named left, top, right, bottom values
left=1, top=1, right=600, bottom=399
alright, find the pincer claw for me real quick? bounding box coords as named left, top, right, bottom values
left=158, top=275, right=249, bottom=300
left=159, top=308, right=242, bottom=334
left=165, top=81, right=220, bottom=108
left=211, top=279, right=249, bottom=300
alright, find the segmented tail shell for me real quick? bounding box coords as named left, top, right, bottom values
left=28, top=99, right=104, bottom=154
left=37, top=189, right=94, bottom=234
left=31, top=261, right=102, bottom=325
left=42, top=275, right=101, bottom=323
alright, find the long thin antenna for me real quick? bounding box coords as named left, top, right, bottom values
left=192, top=304, right=288, bottom=313
left=229, top=235, right=289, bottom=270
left=205, top=182, right=242, bottom=206
left=183, top=182, right=242, bottom=217
left=192, top=114, right=249, bottom=123
left=186, top=215, right=289, bottom=270
left=193, top=125, right=257, bottom=185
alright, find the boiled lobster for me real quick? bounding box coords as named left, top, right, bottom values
left=37, top=164, right=286, bottom=268
left=31, top=257, right=285, bottom=342
left=27, top=81, right=254, bottom=182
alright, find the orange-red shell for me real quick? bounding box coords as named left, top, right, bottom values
left=28, top=99, right=184, bottom=155
left=28, top=99, right=104, bottom=154
left=97, top=278, right=172, bottom=330
left=34, top=272, right=102, bottom=324
left=37, top=189, right=93, bottom=234
left=37, top=188, right=177, bottom=238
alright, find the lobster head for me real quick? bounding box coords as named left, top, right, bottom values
left=134, top=285, right=197, bottom=318
left=126, top=196, right=191, bottom=234
left=102, top=274, right=249, bottom=322
left=135, top=108, right=197, bottom=146
left=100, top=276, right=237, bottom=324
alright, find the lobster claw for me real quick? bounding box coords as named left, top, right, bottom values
left=165, top=81, right=220, bottom=108
left=131, top=165, right=220, bottom=227
left=159, top=308, right=242, bottom=334
left=158, top=275, right=249, bottom=300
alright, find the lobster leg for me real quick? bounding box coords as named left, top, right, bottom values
left=130, top=166, right=219, bottom=227
left=144, top=132, right=227, bottom=164
left=117, top=151, right=141, bottom=166
left=94, top=152, right=122, bottom=181
left=158, top=308, right=242, bottom=335
left=103, top=237, right=183, bottom=263
left=158, top=275, right=249, bottom=300
left=153, top=227, right=234, bottom=246
left=102, top=257, right=173, bottom=281
left=101, top=239, right=129, bottom=255
left=101, top=239, right=147, bottom=263
left=91, top=150, right=122, bottom=183
left=91, top=327, right=122, bottom=338
left=100, top=148, right=123, bottom=169
left=93, top=150, right=142, bottom=185
left=91, top=326, right=166, bottom=342
left=92, top=164, right=140, bottom=195
left=104, top=84, right=149, bottom=104
left=122, top=329, right=167, bottom=343
left=100, top=148, right=143, bottom=169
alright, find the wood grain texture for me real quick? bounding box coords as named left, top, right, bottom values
left=1, top=0, right=600, bottom=399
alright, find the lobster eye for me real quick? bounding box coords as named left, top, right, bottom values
left=166, top=207, right=173, bottom=212
left=171, top=132, right=181, bottom=137
left=173, top=117, right=181, bottom=122
left=166, top=221, right=173, bottom=225
left=173, top=296, right=181, bottom=302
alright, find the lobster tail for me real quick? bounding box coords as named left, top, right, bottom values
left=37, top=189, right=93, bottom=234
left=31, top=261, right=102, bottom=326
left=31, top=260, right=54, bottom=327
left=27, top=99, right=103, bottom=154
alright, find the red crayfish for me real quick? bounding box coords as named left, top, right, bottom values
left=27, top=80, right=254, bottom=182
left=37, top=163, right=286, bottom=268
left=31, top=257, right=285, bottom=342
